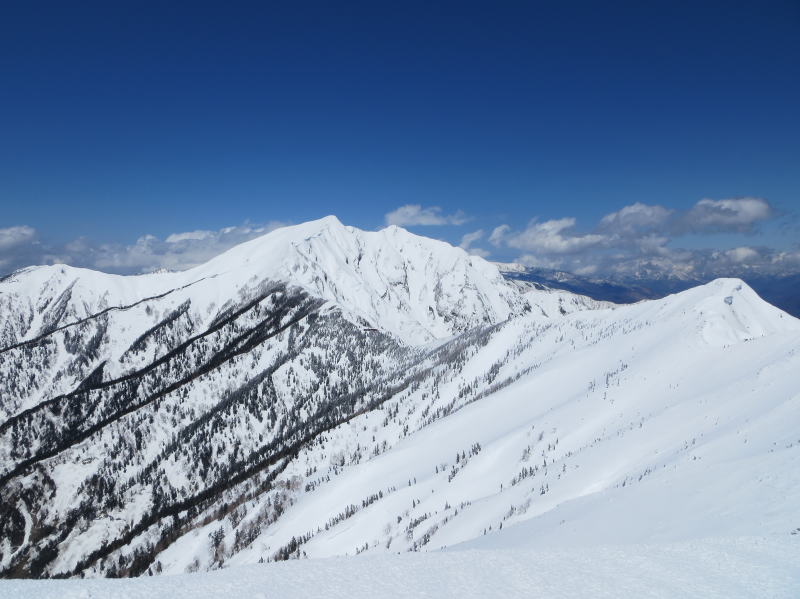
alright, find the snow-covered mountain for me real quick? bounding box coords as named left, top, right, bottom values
left=1, top=216, right=525, bottom=351
left=497, top=261, right=800, bottom=318
left=1, top=218, right=798, bottom=588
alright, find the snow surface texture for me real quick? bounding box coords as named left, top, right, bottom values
left=1, top=218, right=799, bottom=595
left=5, top=537, right=799, bottom=598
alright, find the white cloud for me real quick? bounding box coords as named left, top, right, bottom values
left=459, top=229, right=484, bottom=248
left=0, top=198, right=795, bottom=283
left=165, top=230, right=215, bottom=243
left=772, top=249, right=800, bottom=268
left=489, top=224, right=511, bottom=246
left=466, top=247, right=490, bottom=258
left=0, top=225, right=36, bottom=250
left=489, top=197, right=791, bottom=279
left=0, top=221, right=289, bottom=275
left=458, top=229, right=490, bottom=258
left=93, top=222, right=288, bottom=272
left=0, top=225, right=40, bottom=271
left=501, top=218, right=608, bottom=254
left=573, top=264, right=599, bottom=276
left=597, top=197, right=773, bottom=238
left=384, top=204, right=469, bottom=227
left=598, top=203, right=672, bottom=235
left=685, top=198, right=773, bottom=232
left=725, top=246, right=760, bottom=263
left=516, top=253, right=566, bottom=270
left=635, top=234, right=670, bottom=255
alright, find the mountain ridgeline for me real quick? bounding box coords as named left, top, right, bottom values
left=497, top=263, right=800, bottom=318
left=1, top=217, right=798, bottom=578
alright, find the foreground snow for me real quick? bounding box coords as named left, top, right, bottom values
left=5, top=536, right=798, bottom=598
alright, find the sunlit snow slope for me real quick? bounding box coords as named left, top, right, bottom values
left=1, top=218, right=798, bottom=593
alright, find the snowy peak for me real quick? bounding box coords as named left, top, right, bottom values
left=639, top=278, right=800, bottom=346
left=191, top=216, right=529, bottom=342
left=0, top=218, right=529, bottom=346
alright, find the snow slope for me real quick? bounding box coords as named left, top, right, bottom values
left=180, top=278, right=797, bottom=568
left=1, top=218, right=798, bottom=595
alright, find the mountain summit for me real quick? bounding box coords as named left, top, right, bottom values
left=1, top=216, right=526, bottom=347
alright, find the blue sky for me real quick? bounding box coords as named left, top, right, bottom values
left=1, top=1, right=798, bottom=277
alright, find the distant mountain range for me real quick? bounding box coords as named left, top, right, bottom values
left=496, top=263, right=800, bottom=318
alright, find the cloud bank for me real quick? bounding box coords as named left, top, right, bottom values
left=0, top=222, right=288, bottom=275
left=1, top=197, right=796, bottom=282
left=385, top=204, right=469, bottom=227
left=490, top=197, right=796, bottom=280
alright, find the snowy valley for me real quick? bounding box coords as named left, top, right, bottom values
left=1, top=217, right=798, bottom=596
